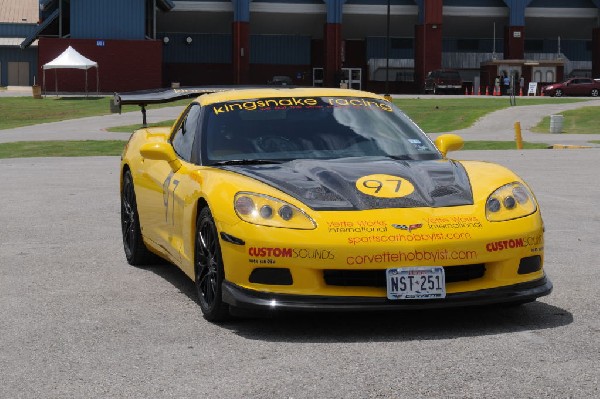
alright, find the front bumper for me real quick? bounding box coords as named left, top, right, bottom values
left=222, top=276, right=552, bottom=312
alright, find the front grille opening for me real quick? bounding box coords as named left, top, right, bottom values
left=518, top=255, right=542, bottom=275
left=324, top=264, right=486, bottom=287
left=249, top=268, right=293, bottom=285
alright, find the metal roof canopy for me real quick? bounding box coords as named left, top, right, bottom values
left=42, top=45, right=99, bottom=95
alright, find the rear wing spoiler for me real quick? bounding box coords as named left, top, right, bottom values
left=111, top=85, right=274, bottom=126
left=111, top=86, right=236, bottom=126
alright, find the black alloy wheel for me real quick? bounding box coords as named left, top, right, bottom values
left=195, top=207, right=230, bottom=321
left=121, top=170, right=153, bottom=265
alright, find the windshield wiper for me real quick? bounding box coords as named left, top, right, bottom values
left=210, top=159, right=284, bottom=166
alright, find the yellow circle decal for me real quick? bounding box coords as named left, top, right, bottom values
left=356, top=174, right=415, bottom=198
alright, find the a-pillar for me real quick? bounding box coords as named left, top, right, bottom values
left=414, top=0, right=443, bottom=92
left=323, top=0, right=346, bottom=87
left=502, top=0, right=532, bottom=60
left=232, top=0, right=251, bottom=84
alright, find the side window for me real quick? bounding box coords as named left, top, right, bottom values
left=172, top=103, right=201, bottom=162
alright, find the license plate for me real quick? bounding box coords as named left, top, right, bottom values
left=386, top=266, right=446, bottom=300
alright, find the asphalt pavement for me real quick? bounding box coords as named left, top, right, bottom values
left=1, top=150, right=599, bottom=398
left=1, top=87, right=600, bottom=397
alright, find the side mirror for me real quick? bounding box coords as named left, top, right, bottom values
left=434, top=134, right=464, bottom=158
left=140, top=142, right=182, bottom=171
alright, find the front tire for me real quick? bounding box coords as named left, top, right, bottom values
left=591, top=89, right=599, bottom=97
left=554, top=89, right=563, bottom=97
left=195, top=207, right=230, bottom=321
left=121, top=170, right=154, bottom=265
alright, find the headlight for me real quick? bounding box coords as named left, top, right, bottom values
left=234, top=192, right=316, bottom=229
left=486, top=182, right=537, bottom=222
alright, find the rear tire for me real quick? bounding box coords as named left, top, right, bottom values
left=554, top=89, right=563, bottom=97
left=195, top=207, right=230, bottom=322
left=121, top=170, right=154, bottom=265
left=591, top=89, right=599, bottom=97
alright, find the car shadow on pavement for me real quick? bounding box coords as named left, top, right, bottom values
left=142, top=262, right=572, bottom=343
left=224, top=303, right=572, bottom=343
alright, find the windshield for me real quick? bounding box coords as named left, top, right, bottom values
left=202, top=96, right=441, bottom=164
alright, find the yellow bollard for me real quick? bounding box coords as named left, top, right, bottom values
left=514, top=121, right=523, bottom=150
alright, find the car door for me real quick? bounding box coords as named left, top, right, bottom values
left=577, top=79, right=593, bottom=96
left=569, top=79, right=588, bottom=96
left=163, top=103, right=203, bottom=267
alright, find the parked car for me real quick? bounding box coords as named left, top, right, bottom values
left=424, top=69, right=463, bottom=94
left=542, top=77, right=600, bottom=97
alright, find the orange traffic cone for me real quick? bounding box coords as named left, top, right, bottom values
left=478, top=86, right=481, bottom=96
left=465, top=87, right=469, bottom=96
left=485, top=86, right=489, bottom=96
left=519, top=87, right=523, bottom=96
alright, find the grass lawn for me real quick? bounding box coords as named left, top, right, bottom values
left=0, top=140, right=126, bottom=159
left=0, top=139, right=549, bottom=159
left=2, top=95, right=592, bottom=158
left=105, top=98, right=585, bottom=134
left=0, top=96, right=189, bottom=130
left=462, top=141, right=548, bottom=150
left=530, top=106, right=600, bottom=134
left=393, top=97, right=584, bottom=133
left=0, top=95, right=583, bottom=131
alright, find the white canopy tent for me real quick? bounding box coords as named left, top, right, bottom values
left=42, top=46, right=99, bottom=95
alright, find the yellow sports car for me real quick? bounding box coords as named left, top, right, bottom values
left=116, top=87, right=551, bottom=321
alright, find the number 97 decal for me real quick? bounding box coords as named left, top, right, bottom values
left=355, top=174, right=415, bottom=198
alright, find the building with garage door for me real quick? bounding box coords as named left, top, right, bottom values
left=0, top=0, right=38, bottom=86
left=2, top=0, right=600, bottom=93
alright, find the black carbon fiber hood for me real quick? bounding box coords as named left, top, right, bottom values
left=222, top=157, right=473, bottom=210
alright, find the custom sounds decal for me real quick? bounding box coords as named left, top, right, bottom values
left=485, top=235, right=543, bottom=253
left=248, top=247, right=336, bottom=264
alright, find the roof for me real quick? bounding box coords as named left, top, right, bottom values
left=0, top=0, right=39, bottom=24
left=0, top=37, right=37, bottom=46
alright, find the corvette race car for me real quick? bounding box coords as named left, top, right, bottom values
left=116, top=87, right=552, bottom=321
